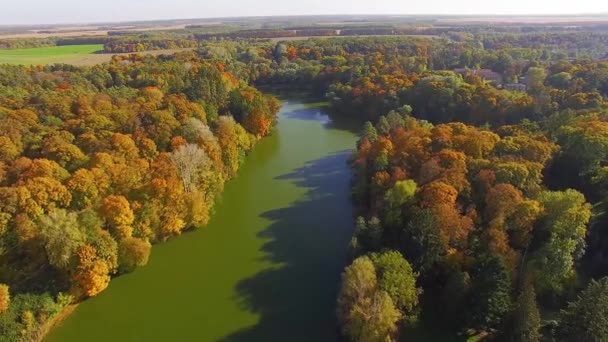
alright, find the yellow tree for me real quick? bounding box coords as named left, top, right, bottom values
left=118, top=237, right=152, bottom=273
left=0, top=284, right=9, bottom=313
left=23, top=177, right=72, bottom=214
left=66, top=168, right=109, bottom=209
left=72, top=244, right=111, bottom=298
left=216, top=116, right=241, bottom=179
left=100, top=195, right=134, bottom=239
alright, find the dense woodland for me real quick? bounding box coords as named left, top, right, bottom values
left=0, top=52, right=279, bottom=340
left=210, top=33, right=608, bottom=340
left=278, top=36, right=608, bottom=341
left=1, top=24, right=608, bottom=341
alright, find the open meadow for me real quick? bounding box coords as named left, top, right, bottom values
left=0, top=44, right=103, bottom=65
left=0, top=45, right=195, bottom=65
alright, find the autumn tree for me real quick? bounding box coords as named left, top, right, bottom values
left=337, top=256, right=401, bottom=342
left=72, top=244, right=111, bottom=298
left=118, top=237, right=152, bottom=273
left=215, top=116, right=249, bottom=178
left=40, top=133, right=88, bottom=170
left=100, top=195, right=134, bottom=239
left=23, top=176, right=72, bottom=215
left=0, top=136, right=20, bottom=163
left=0, top=284, right=9, bottom=313
left=170, top=143, right=210, bottom=193
left=66, top=168, right=108, bottom=209
left=243, top=109, right=272, bottom=137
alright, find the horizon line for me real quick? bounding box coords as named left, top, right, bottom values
left=2, top=12, right=608, bottom=28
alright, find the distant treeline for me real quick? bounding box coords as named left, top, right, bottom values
left=194, top=27, right=440, bottom=40
left=103, top=38, right=199, bottom=53
left=0, top=37, right=112, bottom=50
left=4, top=24, right=608, bottom=56
left=192, top=25, right=608, bottom=40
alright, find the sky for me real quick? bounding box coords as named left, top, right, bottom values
left=2, top=0, right=608, bottom=26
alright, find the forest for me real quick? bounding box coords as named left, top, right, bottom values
left=1, top=21, right=608, bottom=341
left=0, top=52, right=279, bottom=339
left=216, top=31, right=608, bottom=340
left=299, top=35, right=608, bottom=341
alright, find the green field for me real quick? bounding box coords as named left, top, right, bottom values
left=0, top=44, right=104, bottom=65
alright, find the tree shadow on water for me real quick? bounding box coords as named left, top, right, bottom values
left=283, top=107, right=361, bottom=135
left=283, top=107, right=330, bottom=122
left=219, top=151, right=355, bottom=342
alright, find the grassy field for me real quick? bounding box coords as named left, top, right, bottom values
left=0, top=44, right=104, bottom=65
left=0, top=45, right=196, bottom=66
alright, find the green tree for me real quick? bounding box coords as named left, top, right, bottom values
left=402, top=208, right=444, bottom=273
left=532, top=190, right=591, bottom=294
left=470, top=255, right=513, bottom=330
left=386, top=111, right=405, bottom=130
left=370, top=251, right=420, bottom=321
left=383, top=180, right=417, bottom=228
left=89, top=228, right=119, bottom=274
left=525, top=67, right=547, bottom=94
left=442, top=271, right=471, bottom=327
left=353, top=217, right=383, bottom=253
left=38, top=209, right=86, bottom=271
left=361, top=121, right=377, bottom=142
left=547, top=72, right=572, bottom=89
left=559, top=277, right=608, bottom=341
left=376, top=116, right=390, bottom=136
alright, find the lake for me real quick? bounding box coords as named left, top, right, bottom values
left=45, top=97, right=358, bottom=341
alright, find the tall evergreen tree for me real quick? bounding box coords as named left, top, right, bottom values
left=512, top=282, right=541, bottom=342
left=559, top=277, right=608, bottom=341
left=470, top=255, right=513, bottom=331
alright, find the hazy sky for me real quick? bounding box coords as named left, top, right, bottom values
left=2, top=0, right=608, bottom=25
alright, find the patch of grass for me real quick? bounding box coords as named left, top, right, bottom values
left=0, top=45, right=104, bottom=65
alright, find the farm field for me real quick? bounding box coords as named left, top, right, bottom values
left=0, top=45, right=195, bottom=66
left=0, top=44, right=104, bottom=65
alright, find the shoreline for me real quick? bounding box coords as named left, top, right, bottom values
left=34, top=304, right=79, bottom=342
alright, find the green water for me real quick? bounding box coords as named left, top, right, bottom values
left=45, top=98, right=358, bottom=342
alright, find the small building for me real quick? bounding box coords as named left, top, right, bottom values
left=453, top=68, right=504, bottom=85
left=504, top=83, right=527, bottom=91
